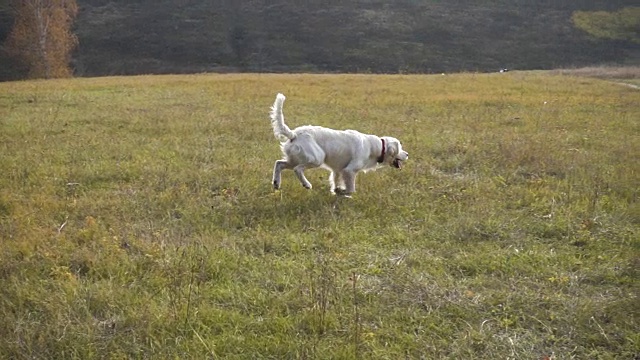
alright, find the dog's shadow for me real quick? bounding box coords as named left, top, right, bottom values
left=230, top=185, right=362, bottom=230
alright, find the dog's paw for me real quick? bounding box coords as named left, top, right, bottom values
left=273, top=181, right=280, bottom=190
left=303, top=183, right=312, bottom=190
left=332, top=188, right=348, bottom=196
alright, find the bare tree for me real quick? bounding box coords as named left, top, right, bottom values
left=4, top=0, right=78, bottom=79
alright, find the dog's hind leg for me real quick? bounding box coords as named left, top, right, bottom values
left=294, top=165, right=313, bottom=189
left=273, top=160, right=292, bottom=189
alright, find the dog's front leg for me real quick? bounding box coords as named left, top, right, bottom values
left=330, top=172, right=346, bottom=194
left=342, top=170, right=357, bottom=195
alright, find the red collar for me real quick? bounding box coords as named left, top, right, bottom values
left=377, top=138, right=385, bottom=163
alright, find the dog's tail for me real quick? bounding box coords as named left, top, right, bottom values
left=270, top=93, right=296, bottom=142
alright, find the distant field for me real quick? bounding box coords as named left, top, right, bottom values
left=0, top=73, right=638, bottom=359
left=550, top=66, right=640, bottom=87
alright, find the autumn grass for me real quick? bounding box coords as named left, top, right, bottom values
left=0, top=72, right=638, bottom=359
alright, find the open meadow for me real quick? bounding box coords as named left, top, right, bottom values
left=0, top=72, right=638, bottom=359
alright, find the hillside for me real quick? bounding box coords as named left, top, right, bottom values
left=0, top=0, right=639, bottom=79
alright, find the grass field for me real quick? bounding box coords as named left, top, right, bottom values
left=0, top=72, right=638, bottom=359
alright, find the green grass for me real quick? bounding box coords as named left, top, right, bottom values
left=0, top=72, right=638, bottom=359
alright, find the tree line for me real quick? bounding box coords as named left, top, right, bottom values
left=0, top=0, right=638, bottom=81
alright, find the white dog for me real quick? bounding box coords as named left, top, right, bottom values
left=269, top=93, right=409, bottom=196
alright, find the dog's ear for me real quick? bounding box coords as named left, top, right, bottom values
left=386, top=139, right=399, bottom=158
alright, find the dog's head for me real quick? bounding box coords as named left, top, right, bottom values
left=381, top=136, right=409, bottom=169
